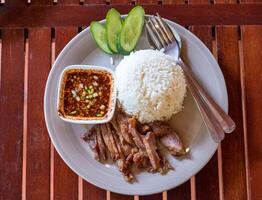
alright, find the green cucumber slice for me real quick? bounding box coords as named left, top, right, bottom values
left=118, top=6, right=145, bottom=54
left=90, top=21, right=113, bottom=54
left=106, top=8, right=122, bottom=53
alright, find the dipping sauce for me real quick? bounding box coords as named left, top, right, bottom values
left=58, top=69, right=113, bottom=119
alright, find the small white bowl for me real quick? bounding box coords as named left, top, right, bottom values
left=57, top=64, right=116, bottom=124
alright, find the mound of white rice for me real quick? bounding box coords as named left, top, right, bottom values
left=115, top=49, right=187, bottom=123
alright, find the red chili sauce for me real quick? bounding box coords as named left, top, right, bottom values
left=58, top=69, right=112, bottom=119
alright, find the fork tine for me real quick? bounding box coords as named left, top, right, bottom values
left=152, top=16, right=170, bottom=45
left=148, top=17, right=166, bottom=48
left=145, top=21, right=163, bottom=50
left=156, top=13, right=176, bottom=43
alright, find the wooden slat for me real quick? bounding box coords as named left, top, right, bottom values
left=110, top=0, right=132, bottom=4
left=136, top=0, right=159, bottom=4
left=83, top=181, right=107, bottom=200
left=167, top=184, right=191, bottom=200
left=53, top=27, right=79, bottom=200
left=57, top=0, right=80, bottom=4
left=163, top=0, right=185, bottom=4
left=85, top=0, right=106, bottom=4
left=110, top=192, right=134, bottom=200
left=241, top=0, right=262, bottom=2
left=241, top=25, right=262, bottom=200
left=26, top=28, right=51, bottom=200
left=1, top=4, right=262, bottom=28
left=188, top=26, right=220, bottom=200
left=216, top=26, right=247, bottom=200
left=0, top=29, right=24, bottom=200
left=5, top=0, right=27, bottom=5
left=31, top=0, right=53, bottom=5
left=140, top=194, right=162, bottom=200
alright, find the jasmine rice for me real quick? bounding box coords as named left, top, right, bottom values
left=115, top=49, right=187, bottom=123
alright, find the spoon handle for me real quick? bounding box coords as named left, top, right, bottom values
left=178, top=59, right=236, bottom=134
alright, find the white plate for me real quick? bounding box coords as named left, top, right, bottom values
left=44, top=17, right=228, bottom=195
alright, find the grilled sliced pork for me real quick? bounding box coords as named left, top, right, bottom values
left=128, top=117, right=145, bottom=150
left=117, top=112, right=134, bottom=145
left=160, top=132, right=185, bottom=156
left=100, top=124, right=119, bottom=161
left=149, top=121, right=171, bottom=137
left=142, top=132, right=160, bottom=171
left=96, top=126, right=107, bottom=161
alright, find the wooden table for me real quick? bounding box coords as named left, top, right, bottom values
left=0, top=1, right=261, bottom=200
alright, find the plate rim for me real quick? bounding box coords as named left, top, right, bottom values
left=44, top=16, right=228, bottom=195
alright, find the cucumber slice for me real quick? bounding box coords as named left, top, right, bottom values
left=118, top=6, right=145, bottom=54
left=106, top=8, right=122, bottom=53
left=90, top=21, right=113, bottom=54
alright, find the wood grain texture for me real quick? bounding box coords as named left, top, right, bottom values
left=241, top=25, right=262, bottom=200
left=85, top=0, right=106, bottom=4
left=26, top=28, right=51, bottom=200
left=136, top=0, right=159, bottom=4
left=83, top=181, right=107, bottom=200
left=5, top=0, right=27, bottom=5
left=139, top=193, right=162, bottom=200
left=1, top=4, right=262, bottom=28
left=241, top=0, right=262, bottom=2
left=53, top=27, right=79, bottom=200
left=0, top=29, right=24, bottom=200
left=31, top=0, right=53, bottom=5
left=162, top=0, right=185, bottom=4
left=167, top=183, right=191, bottom=200
left=110, top=0, right=133, bottom=4
left=110, top=192, right=134, bottom=200
left=215, top=0, right=236, bottom=3
left=216, top=26, right=247, bottom=200
left=188, top=26, right=220, bottom=200
left=57, top=0, right=80, bottom=4
left=188, top=0, right=209, bottom=3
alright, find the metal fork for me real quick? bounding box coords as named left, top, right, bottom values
left=145, top=14, right=236, bottom=142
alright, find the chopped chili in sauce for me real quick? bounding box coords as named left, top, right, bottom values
left=58, top=69, right=112, bottom=119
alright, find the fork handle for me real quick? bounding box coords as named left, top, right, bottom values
left=178, top=59, right=236, bottom=133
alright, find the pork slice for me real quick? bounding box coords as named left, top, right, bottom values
left=149, top=121, right=172, bottom=137
left=142, top=132, right=161, bottom=170
left=110, top=117, right=124, bottom=142
left=96, top=126, right=107, bottom=161
left=83, top=126, right=99, bottom=161
left=138, top=124, right=151, bottom=134
left=117, top=112, right=134, bottom=144
left=133, top=150, right=149, bottom=168
left=160, top=132, right=185, bottom=156
left=128, top=117, right=145, bottom=150
left=112, top=131, right=125, bottom=159
left=117, top=159, right=135, bottom=182
left=100, top=124, right=119, bottom=161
